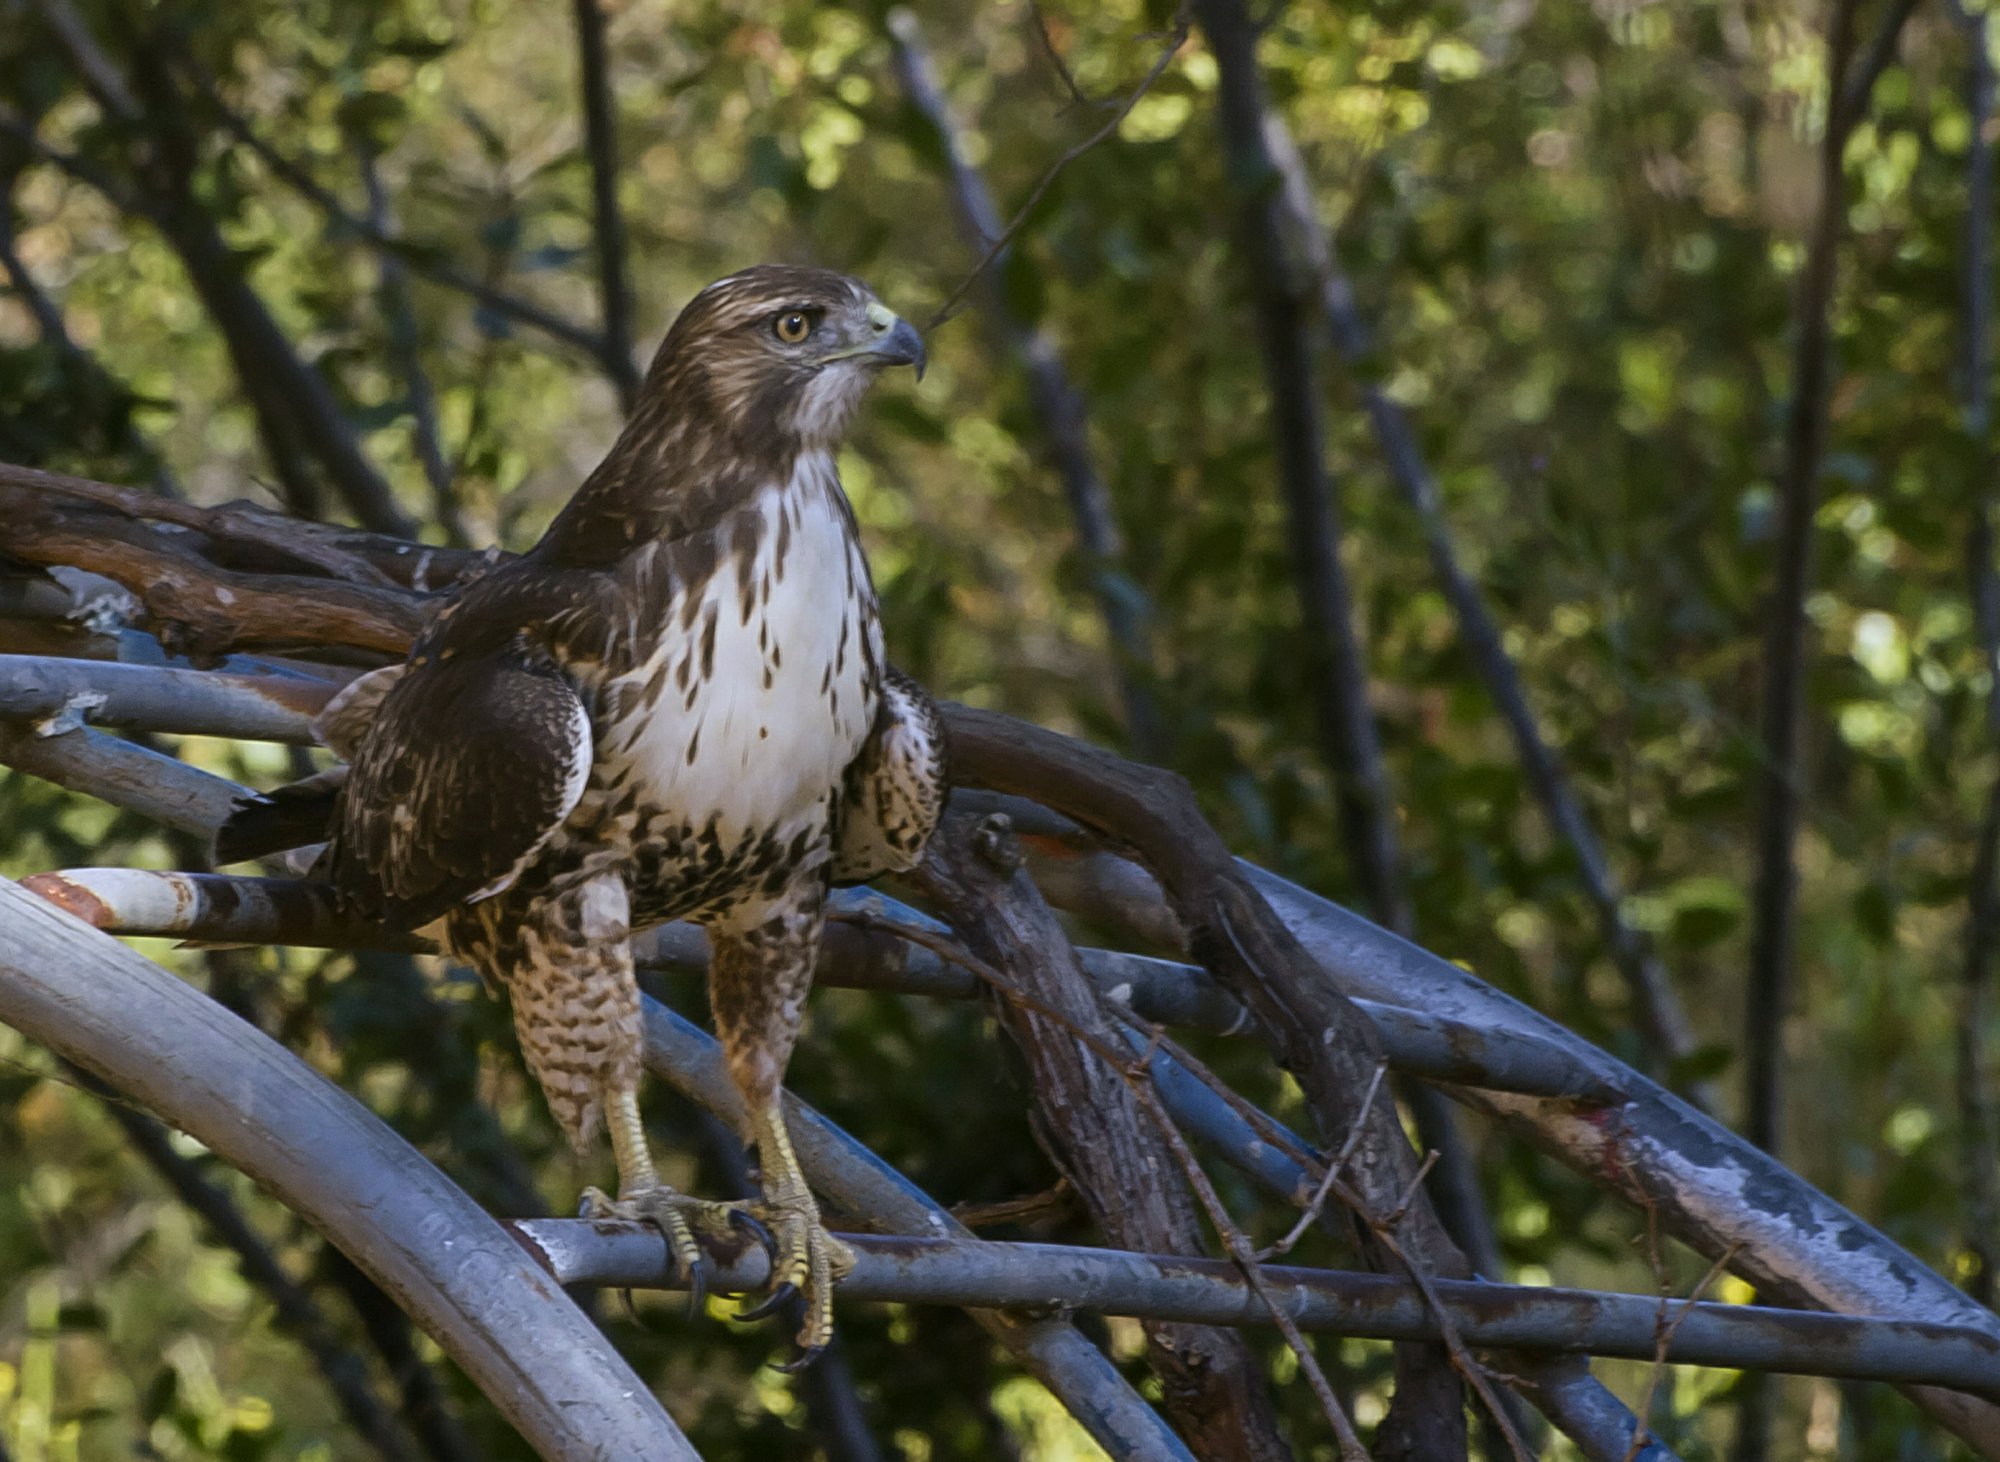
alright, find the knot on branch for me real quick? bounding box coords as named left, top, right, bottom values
left=972, top=812, right=1024, bottom=874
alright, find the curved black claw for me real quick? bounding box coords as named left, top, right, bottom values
left=733, top=1281, right=799, bottom=1324
left=775, top=1342, right=826, bottom=1374
left=618, top=1286, right=675, bottom=1338
left=729, top=1208, right=779, bottom=1268
left=683, top=1256, right=708, bottom=1321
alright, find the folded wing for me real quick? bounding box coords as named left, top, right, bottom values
left=327, top=651, right=593, bottom=928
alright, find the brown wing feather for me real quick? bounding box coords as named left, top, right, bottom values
left=327, top=650, right=591, bottom=929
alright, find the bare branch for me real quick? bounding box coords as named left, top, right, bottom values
left=513, top=1218, right=2000, bottom=1399
left=1744, top=0, right=1907, bottom=1215
left=570, top=0, right=641, bottom=409
left=634, top=1002, right=1202, bottom=1462
left=0, top=720, right=246, bottom=835
left=0, top=461, right=495, bottom=591
left=0, top=881, right=698, bottom=1458
left=887, top=11, right=1161, bottom=751
left=914, top=814, right=1294, bottom=1461
left=91, top=1081, right=424, bottom=1462
left=357, top=146, right=471, bottom=549
left=0, top=655, right=333, bottom=742
left=923, top=10, right=1189, bottom=330
left=167, top=52, right=615, bottom=368
left=1023, top=1, right=1107, bottom=112
left=0, top=472, right=426, bottom=657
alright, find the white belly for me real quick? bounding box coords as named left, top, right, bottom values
left=598, top=460, right=880, bottom=852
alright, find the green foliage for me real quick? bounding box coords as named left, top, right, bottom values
left=0, top=0, right=1995, bottom=1457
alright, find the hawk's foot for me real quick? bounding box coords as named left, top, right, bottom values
left=731, top=1193, right=851, bottom=1370
left=579, top=1184, right=775, bottom=1317
left=726, top=1100, right=852, bottom=1370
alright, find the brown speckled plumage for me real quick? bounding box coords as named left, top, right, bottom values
left=220, top=265, right=942, bottom=1359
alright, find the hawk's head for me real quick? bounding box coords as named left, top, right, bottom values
left=648, top=265, right=925, bottom=451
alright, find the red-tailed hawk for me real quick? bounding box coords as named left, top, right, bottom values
left=218, top=266, right=945, bottom=1366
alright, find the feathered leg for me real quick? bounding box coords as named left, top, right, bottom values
left=451, top=869, right=751, bottom=1296
left=707, top=872, right=851, bottom=1365
left=833, top=665, right=946, bottom=884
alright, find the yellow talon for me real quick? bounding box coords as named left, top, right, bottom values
left=742, top=1099, right=843, bottom=1359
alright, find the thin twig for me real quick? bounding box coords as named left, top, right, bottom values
left=1626, top=1238, right=1743, bottom=1462
left=167, top=51, right=614, bottom=367
left=840, top=904, right=1532, bottom=1455
left=1024, top=0, right=1107, bottom=112
left=1385, top=1150, right=1441, bottom=1227
left=924, top=10, right=1189, bottom=330
left=887, top=9, right=1162, bottom=752
left=569, top=0, right=640, bottom=409
left=356, top=144, right=470, bottom=548
left=1369, top=1215, right=1535, bottom=1462
left=1130, top=1078, right=1374, bottom=1461
left=1256, top=1059, right=1385, bottom=1261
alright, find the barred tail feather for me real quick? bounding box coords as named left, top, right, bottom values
left=212, top=768, right=347, bottom=865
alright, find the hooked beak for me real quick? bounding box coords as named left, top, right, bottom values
left=863, top=303, right=927, bottom=380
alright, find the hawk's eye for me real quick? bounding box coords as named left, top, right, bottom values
left=773, top=310, right=814, bottom=344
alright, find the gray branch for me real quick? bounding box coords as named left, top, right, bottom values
left=92, top=1080, right=426, bottom=1462
left=13, top=855, right=1620, bottom=1106
left=1036, top=844, right=2000, bottom=1452
left=4, top=636, right=1998, bottom=1446
left=636, top=1002, right=1198, bottom=1461
left=0, top=880, right=696, bottom=1460
left=508, top=1218, right=2000, bottom=1399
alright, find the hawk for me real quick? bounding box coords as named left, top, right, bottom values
left=218, top=266, right=945, bottom=1365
